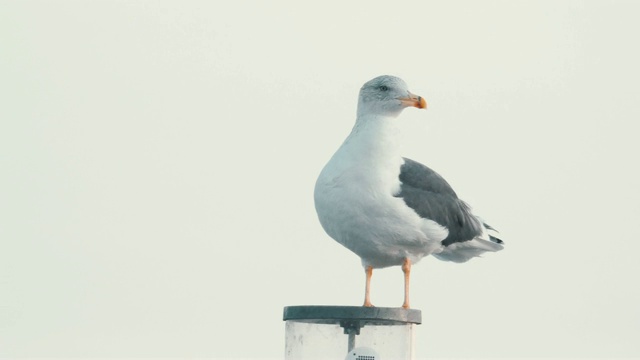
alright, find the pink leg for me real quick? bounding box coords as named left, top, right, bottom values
left=363, top=266, right=374, bottom=307
left=402, top=258, right=411, bottom=309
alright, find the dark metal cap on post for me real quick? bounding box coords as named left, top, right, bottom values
left=283, top=305, right=422, bottom=326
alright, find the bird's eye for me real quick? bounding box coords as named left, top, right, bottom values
left=379, top=85, right=389, bottom=92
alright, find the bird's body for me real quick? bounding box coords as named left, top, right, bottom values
left=314, top=75, right=503, bottom=308
left=314, top=114, right=446, bottom=269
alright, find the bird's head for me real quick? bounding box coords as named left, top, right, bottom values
left=356, top=75, right=427, bottom=118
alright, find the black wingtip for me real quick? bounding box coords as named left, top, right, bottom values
left=483, top=222, right=497, bottom=231
left=489, top=235, right=504, bottom=244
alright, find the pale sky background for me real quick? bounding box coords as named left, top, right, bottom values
left=2, top=0, right=640, bottom=359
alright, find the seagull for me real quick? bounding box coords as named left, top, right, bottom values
left=314, top=75, right=504, bottom=309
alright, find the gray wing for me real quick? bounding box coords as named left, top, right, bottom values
left=395, top=157, right=483, bottom=246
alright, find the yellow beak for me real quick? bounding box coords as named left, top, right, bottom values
left=398, top=92, right=427, bottom=109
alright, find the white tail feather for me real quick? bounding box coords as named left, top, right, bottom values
left=433, top=238, right=503, bottom=263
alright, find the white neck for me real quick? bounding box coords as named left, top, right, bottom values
left=338, top=114, right=402, bottom=167
left=318, top=113, right=405, bottom=195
